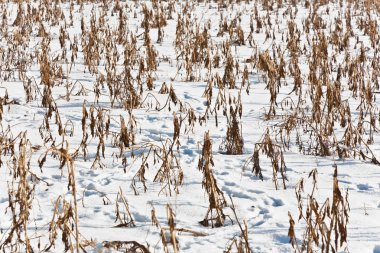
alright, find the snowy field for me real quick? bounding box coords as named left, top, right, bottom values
left=0, top=0, right=380, bottom=252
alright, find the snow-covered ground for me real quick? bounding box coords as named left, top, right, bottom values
left=0, top=0, right=380, bottom=252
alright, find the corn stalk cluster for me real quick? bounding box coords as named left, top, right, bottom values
left=288, top=166, right=350, bottom=253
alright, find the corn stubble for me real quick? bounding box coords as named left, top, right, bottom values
left=1, top=0, right=380, bottom=252
left=150, top=204, right=207, bottom=253
left=288, top=166, right=349, bottom=253
left=1, top=133, right=35, bottom=253
left=198, top=132, right=228, bottom=228
left=246, top=129, right=287, bottom=190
